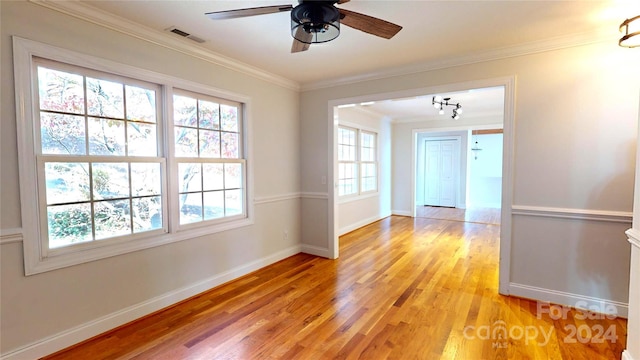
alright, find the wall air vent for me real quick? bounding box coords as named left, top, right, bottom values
left=166, top=27, right=206, bottom=44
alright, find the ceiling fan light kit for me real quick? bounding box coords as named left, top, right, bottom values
left=291, top=2, right=340, bottom=44
left=205, top=0, right=402, bottom=53
left=619, top=15, right=640, bottom=48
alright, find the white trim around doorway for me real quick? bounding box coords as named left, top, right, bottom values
left=328, top=76, right=516, bottom=295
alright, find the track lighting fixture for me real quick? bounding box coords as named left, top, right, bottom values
left=619, top=15, right=640, bottom=48
left=432, top=96, right=463, bottom=119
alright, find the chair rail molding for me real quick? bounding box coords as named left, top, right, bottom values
left=627, top=228, right=640, bottom=249
left=254, top=193, right=301, bottom=205
left=512, top=205, right=633, bottom=223
left=0, top=228, right=23, bottom=245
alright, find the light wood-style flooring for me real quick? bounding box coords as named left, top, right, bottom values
left=43, top=216, right=625, bottom=359
left=416, top=206, right=501, bottom=225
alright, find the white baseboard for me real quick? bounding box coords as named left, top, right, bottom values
left=468, top=202, right=500, bottom=209
left=0, top=245, right=302, bottom=360
left=338, top=215, right=385, bottom=236
left=301, top=244, right=331, bottom=258
left=392, top=210, right=413, bottom=217
left=623, top=350, right=635, bottom=360
left=509, top=282, right=629, bottom=318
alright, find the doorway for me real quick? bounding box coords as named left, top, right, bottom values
left=328, top=76, right=516, bottom=294
left=416, top=129, right=503, bottom=226
left=423, top=137, right=460, bottom=208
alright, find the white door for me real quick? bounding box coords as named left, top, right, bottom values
left=424, top=142, right=441, bottom=205
left=424, top=139, right=458, bottom=207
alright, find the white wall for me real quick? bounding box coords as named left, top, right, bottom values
left=1, top=1, right=301, bottom=357
left=468, top=133, right=503, bottom=208
left=335, top=107, right=392, bottom=235
left=624, top=93, right=640, bottom=360
left=301, top=41, right=639, bottom=317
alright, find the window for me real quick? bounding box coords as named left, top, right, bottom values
left=14, top=38, right=251, bottom=274
left=36, top=60, right=165, bottom=250
left=338, top=127, right=357, bottom=196
left=338, top=126, right=378, bottom=197
left=360, top=131, right=377, bottom=193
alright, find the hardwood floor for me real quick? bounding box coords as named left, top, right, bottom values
left=416, top=206, right=501, bottom=225
left=43, top=216, right=626, bottom=359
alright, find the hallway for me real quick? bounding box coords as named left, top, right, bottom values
left=416, top=205, right=501, bottom=225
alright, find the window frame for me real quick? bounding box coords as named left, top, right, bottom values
left=171, top=88, right=247, bottom=230
left=337, top=126, right=358, bottom=197
left=33, top=57, right=169, bottom=258
left=359, top=130, right=378, bottom=194
left=337, top=124, right=379, bottom=201
left=13, top=37, right=254, bottom=275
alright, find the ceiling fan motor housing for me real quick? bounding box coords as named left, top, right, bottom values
left=291, top=1, right=340, bottom=43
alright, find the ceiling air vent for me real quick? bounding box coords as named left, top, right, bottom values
left=167, top=27, right=206, bottom=44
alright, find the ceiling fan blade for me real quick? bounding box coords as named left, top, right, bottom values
left=206, top=5, right=293, bottom=20
left=291, top=27, right=312, bottom=53
left=339, top=8, right=402, bottom=39
left=337, top=0, right=351, bottom=3
left=291, top=39, right=310, bottom=53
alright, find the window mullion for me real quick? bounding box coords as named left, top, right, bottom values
left=82, top=75, right=90, bottom=156
left=356, top=129, right=361, bottom=195
left=128, top=163, right=134, bottom=235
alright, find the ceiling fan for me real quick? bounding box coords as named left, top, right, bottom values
left=205, top=0, right=402, bottom=53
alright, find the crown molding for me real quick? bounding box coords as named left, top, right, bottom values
left=29, top=0, right=300, bottom=91
left=301, top=29, right=612, bottom=91
left=30, top=0, right=614, bottom=94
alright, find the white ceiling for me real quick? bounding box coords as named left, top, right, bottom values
left=80, top=0, right=633, bottom=85
left=68, top=0, right=635, bottom=120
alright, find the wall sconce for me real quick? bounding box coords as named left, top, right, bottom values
left=619, top=15, right=640, bottom=48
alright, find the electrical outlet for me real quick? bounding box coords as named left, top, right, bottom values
left=283, top=230, right=289, bottom=240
